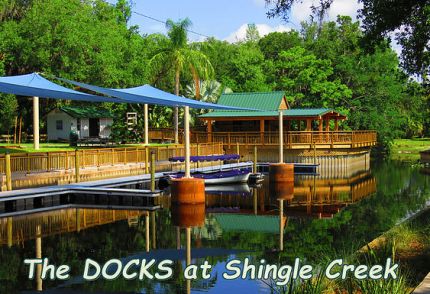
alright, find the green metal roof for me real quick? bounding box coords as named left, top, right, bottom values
left=216, top=91, right=286, bottom=111
left=59, top=106, right=114, bottom=119
left=213, top=213, right=282, bottom=234
left=200, top=108, right=334, bottom=118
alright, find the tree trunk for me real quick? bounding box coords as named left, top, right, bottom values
left=174, top=69, right=180, bottom=144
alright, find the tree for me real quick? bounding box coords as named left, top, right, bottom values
left=149, top=18, right=214, bottom=143
left=245, top=23, right=260, bottom=43
left=265, top=0, right=430, bottom=78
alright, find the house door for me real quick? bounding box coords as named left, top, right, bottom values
left=89, top=118, right=99, bottom=137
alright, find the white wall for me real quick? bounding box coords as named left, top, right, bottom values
left=47, top=109, right=113, bottom=140
left=47, top=110, right=76, bottom=141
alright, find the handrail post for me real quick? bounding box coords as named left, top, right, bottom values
left=27, top=153, right=30, bottom=174
left=5, top=153, right=12, bottom=191
left=75, top=149, right=80, bottom=183
left=145, top=146, right=149, bottom=174
left=150, top=151, right=155, bottom=192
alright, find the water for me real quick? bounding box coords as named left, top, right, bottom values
left=0, top=160, right=429, bottom=293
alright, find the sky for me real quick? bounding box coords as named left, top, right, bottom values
left=107, top=0, right=363, bottom=42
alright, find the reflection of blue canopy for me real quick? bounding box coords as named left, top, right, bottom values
left=0, top=73, right=120, bottom=102
left=58, top=77, right=254, bottom=110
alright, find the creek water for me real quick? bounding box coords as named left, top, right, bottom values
left=0, top=160, right=429, bottom=293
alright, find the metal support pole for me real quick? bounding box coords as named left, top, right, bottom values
left=184, top=106, right=191, bottom=178
left=33, top=96, right=40, bottom=150
left=144, top=104, right=149, bottom=145
left=174, top=107, right=179, bottom=144
left=279, top=111, right=284, bottom=163
left=150, top=151, right=155, bottom=191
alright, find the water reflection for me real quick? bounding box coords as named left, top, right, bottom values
left=1, top=161, right=430, bottom=293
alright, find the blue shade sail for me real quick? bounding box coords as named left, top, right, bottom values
left=0, top=73, right=121, bottom=103
left=58, top=77, right=255, bottom=110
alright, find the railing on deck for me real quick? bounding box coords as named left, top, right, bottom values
left=191, top=131, right=377, bottom=148
left=0, top=143, right=222, bottom=174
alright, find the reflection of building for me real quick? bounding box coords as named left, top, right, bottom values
left=0, top=208, right=145, bottom=247
left=203, top=171, right=376, bottom=219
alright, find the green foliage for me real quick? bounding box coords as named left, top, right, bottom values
left=69, top=130, right=78, bottom=146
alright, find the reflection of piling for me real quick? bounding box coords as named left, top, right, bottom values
left=150, top=152, right=155, bottom=192
left=36, top=224, right=42, bottom=291
left=145, top=213, right=150, bottom=252
left=186, top=227, right=191, bottom=266
left=253, top=188, right=258, bottom=215
left=7, top=217, right=12, bottom=247
left=171, top=204, right=205, bottom=228
left=279, top=199, right=284, bottom=251
left=270, top=180, right=294, bottom=201
left=5, top=153, right=12, bottom=191
left=171, top=178, right=205, bottom=204
left=151, top=211, right=156, bottom=249
left=76, top=209, right=81, bottom=232
left=176, top=227, right=181, bottom=250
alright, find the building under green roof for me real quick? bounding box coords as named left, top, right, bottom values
left=198, top=91, right=346, bottom=133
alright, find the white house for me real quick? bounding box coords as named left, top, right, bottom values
left=47, top=106, right=113, bottom=141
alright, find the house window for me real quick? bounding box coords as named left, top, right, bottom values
left=77, top=118, right=81, bottom=131
left=56, top=120, right=63, bottom=130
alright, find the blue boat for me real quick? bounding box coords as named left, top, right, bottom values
left=163, top=154, right=253, bottom=184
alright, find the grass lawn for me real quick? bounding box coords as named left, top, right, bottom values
left=390, top=138, right=430, bottom=161
left=0, top=142, right=174, bottom=154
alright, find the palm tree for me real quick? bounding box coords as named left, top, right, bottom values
left=149, top=18, right=214, bottom=143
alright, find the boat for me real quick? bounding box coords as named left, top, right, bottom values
left=161, top=154, right=255, bottom=185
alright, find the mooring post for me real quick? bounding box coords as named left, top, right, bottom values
left=253, top=145, right=258, bottom=173
left=75, top=149, right=80, bottom=183
left=5, top=152, right=12, bottom=191
left=150, top=151, right=155, bottom=192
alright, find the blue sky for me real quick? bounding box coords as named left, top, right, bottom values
left=107, top=0, right=361, bottom=42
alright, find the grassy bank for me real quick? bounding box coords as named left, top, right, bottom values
left=390, top=138, right=430, bottom=161
left=271, top=208, right=430, bottom=293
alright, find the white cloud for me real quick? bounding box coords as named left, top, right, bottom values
left=225, top=23, right=291, bottom=43
left=290, top=0, right=362, bottom=23
left=253, top=0, right=266, bottom=7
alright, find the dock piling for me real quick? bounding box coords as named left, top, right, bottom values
left=253, top=145, right=258, bottom=173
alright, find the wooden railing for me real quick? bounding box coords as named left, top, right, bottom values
left=191, top=131, right=377, bottom=148
left=0, top=143, right=223, bottom=174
